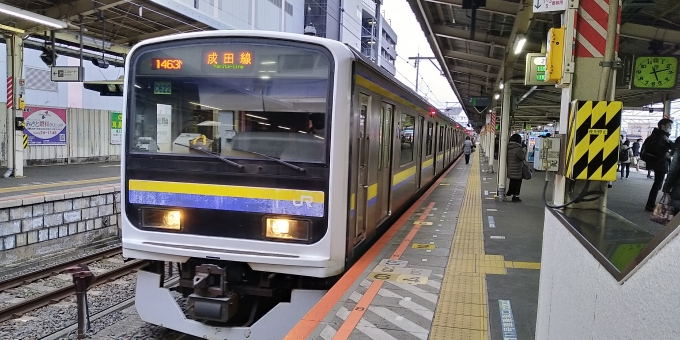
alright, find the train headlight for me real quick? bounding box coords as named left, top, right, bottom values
left=142, top=209, right=182, bottom=230
left=265, top=218, right=310, bottom=241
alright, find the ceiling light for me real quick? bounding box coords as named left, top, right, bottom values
left=513, top=35, right=527, bottom=55
left=189, top=102, right=221, bottom=110
left=0, top=3, right=67, bottom=29
left=260, top=76, right=271, bottom=79
left=499, top=83, right=504, bottom=89
left=261, top=61, right=276, bottom=65
left=278, top=126, right=290, bottom=130
left=246, top=114, right=267, bottom=120
left=494, top=94, right=501, bottom=100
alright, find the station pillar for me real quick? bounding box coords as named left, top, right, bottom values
left=557, top=0, right=621, bottom=210
left=663, top=99, right=672, bottom=119
left=4, top=34, right=24, bottom=178
left=497, top=82, right=512, bottom=200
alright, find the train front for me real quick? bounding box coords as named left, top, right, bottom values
left=120, top=33, right=351, bottom=334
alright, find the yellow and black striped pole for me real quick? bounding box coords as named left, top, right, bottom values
left=22, top=134, right=28, bottom=149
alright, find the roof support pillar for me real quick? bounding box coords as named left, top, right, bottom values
left=4, top=34, right=24, bottom=178
left=496, top=69, right=515, bottom=200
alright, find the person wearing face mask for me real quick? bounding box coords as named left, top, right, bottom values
left=643, top=118, right=674, bottom=212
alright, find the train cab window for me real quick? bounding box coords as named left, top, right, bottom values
left=399, top=113, right=415, bottom=165
left=129, top=42, right=331, bottom=164
left=426, top=122, right=434, bottom=156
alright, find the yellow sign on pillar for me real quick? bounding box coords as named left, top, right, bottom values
left=546, top=27, right=565, bottom=82
left=565, top=101, right=622, bottom=181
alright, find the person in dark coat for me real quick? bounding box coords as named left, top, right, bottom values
left=506, top=133, right=526, bottom=202
left=645, top=118, right=674, bottom=212
left=662, top=137, right=680, bottom=211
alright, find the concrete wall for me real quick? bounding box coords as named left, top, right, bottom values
left=536, top=208, right=680, bottom=339
left=0, top=185, right=120, bottom=266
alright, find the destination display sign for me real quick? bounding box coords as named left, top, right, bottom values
left=204, top=50, right=253, bottom=70
left=133, top=41, right=329, bottom=79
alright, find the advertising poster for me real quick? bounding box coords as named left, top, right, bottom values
left=111, top=112, right=122, bottom=145
left=23, top=106, right=67, bottom=145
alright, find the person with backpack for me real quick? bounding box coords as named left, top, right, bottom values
left=632, top=138, right=642, bottom=172
left=642, top=118, right=674, bottom=212
left=619, top=140, right=633, bottom=179
left=463, top=136, right=473, bottom=164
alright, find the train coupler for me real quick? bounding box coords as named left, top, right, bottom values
left=188, top=293, right=239, bottom=322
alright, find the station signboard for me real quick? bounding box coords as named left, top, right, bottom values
left=50, top=66, right=84, bottom=82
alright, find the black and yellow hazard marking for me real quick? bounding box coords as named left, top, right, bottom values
left=22, top=134, right=28, bottom=149
left=565, top=100, right=622, bottom=181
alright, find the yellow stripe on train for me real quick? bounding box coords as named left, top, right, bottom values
left=129, top=180, right=325, bottom=203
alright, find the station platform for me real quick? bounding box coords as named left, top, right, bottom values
left=0, top=162, right=119, bottom=198
left=285, top=153, right=541, bottom=340
left=283, top=149, right=667, bottom=340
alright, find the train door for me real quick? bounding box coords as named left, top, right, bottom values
left=377, top=102, right=393, bottom=222
left=417, top=116, right=425, bottom=189
left=433, top=122, right=439, bottom=176
left=355, top=93, right=370, bottom=245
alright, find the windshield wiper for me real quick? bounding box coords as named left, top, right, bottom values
left=174, top=143, right=244, bottom=170
left=232, top=148, right=305, bottom=172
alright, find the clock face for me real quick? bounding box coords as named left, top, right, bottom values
left=633, top=56, right=678, bottom=89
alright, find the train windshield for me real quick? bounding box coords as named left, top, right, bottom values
left=128, top=40, right=331, bottom=164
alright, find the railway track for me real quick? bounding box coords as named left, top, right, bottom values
left=0, top=246, right=122, bottom=292
left=0, top=247, right=149, bottom=323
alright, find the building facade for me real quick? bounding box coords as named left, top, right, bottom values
left=303, top=0, right=397, bottom=75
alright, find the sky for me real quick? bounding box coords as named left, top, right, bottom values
left=382, top=0, right=460, bottom=111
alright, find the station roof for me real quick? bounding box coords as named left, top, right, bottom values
left=0, top=0, right=230, bottom=67
left=407, top=0, right=680, bottom=129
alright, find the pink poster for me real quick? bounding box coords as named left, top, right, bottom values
left=23, top=106, right=67, bottom=145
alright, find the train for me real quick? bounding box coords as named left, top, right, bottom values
left=120, top=30, right=471, bottom=339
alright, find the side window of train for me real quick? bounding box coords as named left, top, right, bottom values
left=439, top=126, right=444, bottom=152
left=426, top=122, right=434, bottom=156
left=399, top=113, right=415, bottom=165
left=379, top=103, right=393, bottom=170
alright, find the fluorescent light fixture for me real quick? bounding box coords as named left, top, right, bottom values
left=278, top=126, right=291, bottom=130
left=257, top=122, right=271, bottom=126
left=494, top=94, right=500, bottom=100
left=189, top=102, right=221, bottom=110
left=260, top=76, right=271, bottom=79
left=246, top=114, right=267, bottom=120
left=547, top=123, right=554, bottom=126
left=513, top=34, right=527, bottom=55
left=314, top=135, right=324, bottom=140
left=0, top=3, right=67, bottom=29
left=298, top=131, right=307, bottom=134
left=499, top=83, right=504, bottom=89
left=261, top=61, right=276, bottom=65
left=134, top=84, right=141, bottom=89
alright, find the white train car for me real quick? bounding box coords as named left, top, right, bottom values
left=121, top=31, right=469, bottom=339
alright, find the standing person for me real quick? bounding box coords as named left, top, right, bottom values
left=619, top=140, right=633, bottom=179
left=506, top=134, right=526, bottom=203
left=463, top=136, right=473, bottom=164
left=632, top=138, right=642, bottom=172
left=644, top=118, right=674, bottom=212
left=662, top=137, right=680, bottom=211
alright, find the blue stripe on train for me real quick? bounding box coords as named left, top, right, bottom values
left=129, top=190, right=324, bottom=217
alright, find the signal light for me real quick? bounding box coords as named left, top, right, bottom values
left=429, top=108, right=436, bottom=117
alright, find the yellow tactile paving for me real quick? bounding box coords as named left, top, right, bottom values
left=431, top=153, right=490, bottom=340
left=430, top=153, right=541, bottom=340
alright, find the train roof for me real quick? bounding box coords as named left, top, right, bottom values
left=346, top=45, right=465, bottom=129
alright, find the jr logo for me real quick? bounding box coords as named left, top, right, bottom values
left=293, top=195, right=313, bottom=207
